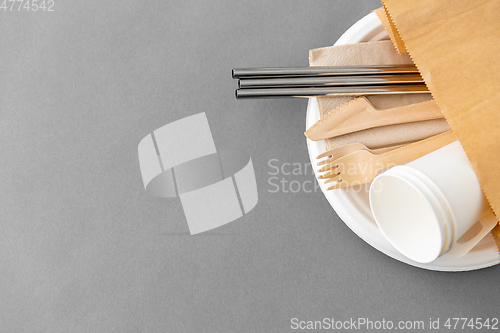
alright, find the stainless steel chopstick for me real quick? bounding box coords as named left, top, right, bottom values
left=232, top=65, right=419, bottom=79
left=235, top=84, right=429, bottom=99
left=238, top=74, right=424, bottom=88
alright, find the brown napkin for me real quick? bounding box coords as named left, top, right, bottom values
left=381, top=0, right=500, bottom=222
left=309, top=40, right=450, bottom=150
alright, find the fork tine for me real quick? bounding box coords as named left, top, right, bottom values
left=318, top=156, right=344, bottom=167
left=318, top=163, right=338, bottom=173
left=317, top=158, right=332, bottom=166
left=324, top=174, right=341, bottom=184
left=317, top=155, right=345, bottom=166
left=318, top=169, right=340, bottom=179
left=317, top=150, right=333, bottom=160
left=327, top=181, right=345, bottom=191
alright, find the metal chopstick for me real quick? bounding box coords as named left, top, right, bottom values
left=235, top=84, right=429, bottom=99
left=232, top=65, right=419, bottom=79
left=238, top=74, right=424, bottom=88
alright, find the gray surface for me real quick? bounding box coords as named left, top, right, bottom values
left=0, top=1, right=498, bottom=332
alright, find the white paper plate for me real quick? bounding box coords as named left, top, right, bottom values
left=306, top=12, right=500, bottom=271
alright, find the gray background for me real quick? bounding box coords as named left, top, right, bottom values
left=1, top=0, right=499, bottom=332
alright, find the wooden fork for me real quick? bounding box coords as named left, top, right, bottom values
left=318, top=131, right=457, bottom=190
left=316, top=143, right=405, bottom=166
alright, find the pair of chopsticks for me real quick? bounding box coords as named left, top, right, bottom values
left=232, top=65, right=429, bottom=99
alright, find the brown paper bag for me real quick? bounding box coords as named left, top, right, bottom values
left=373, top=7, right=406, bottom=54
left=381, top=0, right=500, bottom=220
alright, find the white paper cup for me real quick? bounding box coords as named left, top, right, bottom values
left=369, top=141, right=497, bottom=263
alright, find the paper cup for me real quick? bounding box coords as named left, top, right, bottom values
left=369, top=141, right=497, bottom=263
